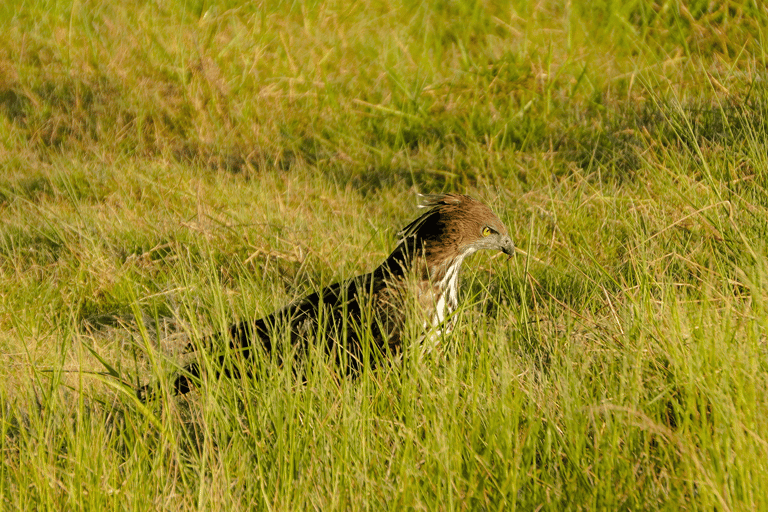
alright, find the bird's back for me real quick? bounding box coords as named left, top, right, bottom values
left=155, top=265, right=406, bottom=398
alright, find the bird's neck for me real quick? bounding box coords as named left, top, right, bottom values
left=428, top=255, right=464, bottom=327
left=382, top=239, right=473, bottom=329
left=428, top=249, right=476, bottom=328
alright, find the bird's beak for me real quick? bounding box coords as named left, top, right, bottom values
left=499, top=236, right=515, bottom=257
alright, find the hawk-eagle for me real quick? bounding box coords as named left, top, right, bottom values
left=138, top=193, right=514, bottom=400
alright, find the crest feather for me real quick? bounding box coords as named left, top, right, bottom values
left=417, top=193, right=463, bottom=209
left=398, top=193, right=464, bottom=240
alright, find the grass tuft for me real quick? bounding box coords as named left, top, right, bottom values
left=3, top=0, right=768, bottom=509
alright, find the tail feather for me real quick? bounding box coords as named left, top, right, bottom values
left=136, top=316, right=279, bottom=402
left=136, top=361, right=202, bottom=402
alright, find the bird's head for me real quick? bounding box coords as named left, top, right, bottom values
left=391, top=193, right=514, bottom=277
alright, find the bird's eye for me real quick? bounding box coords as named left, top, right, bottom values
left=482, top=226, right=492, bottom=237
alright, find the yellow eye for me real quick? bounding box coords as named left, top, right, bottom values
left=482, top=226, right=492, bottom=237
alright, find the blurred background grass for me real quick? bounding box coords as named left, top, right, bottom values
left=2, top=0, right=768, bottom=510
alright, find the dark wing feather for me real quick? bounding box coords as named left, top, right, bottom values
left=138, top=268, right=397, bottom=401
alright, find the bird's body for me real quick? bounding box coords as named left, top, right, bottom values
left=138, top=194, right=514, bottom=400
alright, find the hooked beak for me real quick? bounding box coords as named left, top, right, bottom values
left=499, top=235, right=515, bottom=257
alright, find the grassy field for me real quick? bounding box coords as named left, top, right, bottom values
left=2, top=0, right=768, bottom=509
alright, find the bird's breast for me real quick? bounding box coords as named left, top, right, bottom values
left=426, top=257, right=464, bottom=329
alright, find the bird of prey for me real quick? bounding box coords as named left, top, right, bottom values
left=138, top=193, right=514, bottom=401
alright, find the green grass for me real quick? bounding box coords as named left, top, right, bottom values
left=2, top=0, right=768, bottom=509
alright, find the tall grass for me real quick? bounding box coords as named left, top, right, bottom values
left=2, top=0, right=768, bottom=509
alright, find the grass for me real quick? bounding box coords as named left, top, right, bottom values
left=2, top=0, right=768, bottom=509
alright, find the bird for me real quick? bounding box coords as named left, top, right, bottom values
left=137, top=193, right=514, bottom=401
